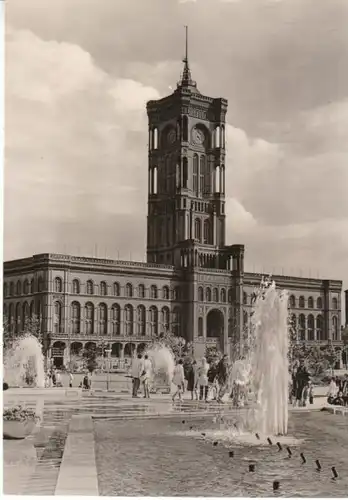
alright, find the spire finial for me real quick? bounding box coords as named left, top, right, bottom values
left=177, top=25, right=197, bottom=90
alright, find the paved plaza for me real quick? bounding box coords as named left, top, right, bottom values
left=3, top=385, right=348, bottom=496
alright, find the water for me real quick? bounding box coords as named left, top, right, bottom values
left=145, top=344, right=175, bottom=388
left=4, top=335, right=45, bottom=388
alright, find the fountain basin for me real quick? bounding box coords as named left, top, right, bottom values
left=3, top=419, right=37, bottom=440
left=3, top=387, right=83, bottom=403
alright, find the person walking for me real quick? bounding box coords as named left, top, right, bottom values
left=172, top=359, right=185, bottom=402
left=141, top=354, right=152, bottom=399
left=131, top=354, right=143, bottom=397
left=186, top=360, right=197, bottom=400
left=198, top=357, right=210, bottom=402
left=216, top=354, right=229, bottom=403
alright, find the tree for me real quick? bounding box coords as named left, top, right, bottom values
left=82, top=344, right=98, bottom=373
left=2, top=313, right=42, bottom=351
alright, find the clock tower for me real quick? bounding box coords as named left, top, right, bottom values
left=146, top=28, right=228, bottom=269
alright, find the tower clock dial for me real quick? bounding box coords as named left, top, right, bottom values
left=167, top=129, right=177, bottom=145
left=192, top=127, right=205, bottom=145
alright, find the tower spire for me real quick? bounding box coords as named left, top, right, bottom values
left=178, top=25, right=197, bottom=90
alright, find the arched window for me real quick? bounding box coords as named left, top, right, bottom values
left=308, top=296, right=314, bottom=309
left=198, top=286, right=204, bottom=302
left=172, top=307, right=181, bottom=337
left=243, top=310, right=248, bottom=328
left=53, top=301, right=62, bottom=334
left=22, top=302, right=29, bottom=330
left=332, top=316, right=339, bottom=340
left=299, top=314, right=306, bottom=341
left=149, top=306, right=158, bottom=336
left=23, top=279, right=29, bottom=295
left=195, top=218, right=201, bottom=242
left=8, top=303, right=14, bottom=330
left=29, top=301, right=35, bottom=319
left=86, top=280, right=94, bottom=295
left=206, top=287, right=212, bottom=302
left=153, top=127, right=158, bottom=149
left=161, top=306, right=170, bottom=332
left=221, top=125, right=225, bottom=148
left=193, top=154, right=198, bottom=195
left=15, top=303, right=21, bottom=333
left=215, top=126, right=221, bottom=148
left=243, top=292, right=248, bottom=305
left=316, top=314, right=324, bottom=340
left=150, top=285, right=158, bottom=299
left=85, top=302, right=94, bottom=335
left=125, top=305, right=134, bottom=336
left=54, top=277, right=63, bottom=293
left=99, top=303, right=107, bottom=335
left=173, top=287, right=180, bottom=300
left=38, top=277, right=44, bottom=292
left=182, top=157, right=188, bottom=189
left=220, top=288, right=226, bottom=303
left=213, top=288, right=219, bottom=302
left=203, top=220, right=211, bottom=244
left=125, top=283, right=133, bottom=298
left=316, top=297, right=323, bottom=309
left=290, top=314, right=297, bottom=340
left=137, top=305, right=146, bottom=336
left=299, top=296, right=305, bottom=308
left=111, top=304, right=120, bottom=335
left=198, top=317, right=203, bottom=337
left=162, top=286, right=169, bottom=300
left=289, top=295, right=296, bottom=308
left=182, top=115, right=188, bottom=142
left=30, top=278, right=35, bottom=294
left=138, top=284, right=145, bottom=298
left=3, top=282, right=8, bottom=297
left=228, top=288, right=233, bottom=303
left=10, top=282, right=14, bottom=296
left=16, top=280, right=22, bottom=296
left=72, top=279, right=80, bottom=294
left=100, top=281, right=107, bottom=296
left=71, top=302, right=81, bottom=334
left=332, top=297, right=338, bottom=310
left=114, top=282, right=120, bottom=297
left=307, top=314, right=315, bottom=341
left=199, top=155, right=205, bottom=194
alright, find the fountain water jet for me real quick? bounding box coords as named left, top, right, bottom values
left=4, top=335, right=45, bottom=388
left=247, top=281, right=289, bottom=435
left=145, top=344, right=175, bottom=389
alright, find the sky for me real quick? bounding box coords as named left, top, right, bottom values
left=4, top=0, right=348, bottom=313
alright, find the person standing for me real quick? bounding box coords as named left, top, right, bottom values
left=141, top=354, right=152, bottom=399
left=327, top=377, right=338, bottom=404
left=216, top=355, right=229, bottom=403
left=172, top=359, right=185, bottom=402
left=68, top=371, right=74, bottom=388
left=186, top=360, right=197, bottom=400
left=207, top=359, right=218, bottom=401
left=131, top=354, right=143, bottom=397
left=294, top=360, right=310, bottom=406
left=198, top=357, right=210, bottom=402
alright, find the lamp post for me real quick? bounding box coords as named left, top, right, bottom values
left=105, top=348, right=112, bottom=391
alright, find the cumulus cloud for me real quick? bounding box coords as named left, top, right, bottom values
left=4, top=0, right=348, bottom=312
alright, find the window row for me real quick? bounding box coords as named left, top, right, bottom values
left=4, top=278, right=45, bottom=297
left=71, top=280, right=181, bottom=299
left=288, top=295, right=338, bottom=310
left=197, top=286, right=232, bottom=303
left=290, top=314, right=340, bottom=341
left=4, top=301, right=42, bottom=334
left=56, top=302, right=182, bottom=336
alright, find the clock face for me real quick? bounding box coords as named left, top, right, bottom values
left=192, top=127, right=205, bottom=145
left=167, top=129, right=177, bottom=144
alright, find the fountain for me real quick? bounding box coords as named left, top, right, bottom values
left=246, top=280, right=290, bottom=436
left=3, top=335, right=45, bottom=388
left=145, top=344, right=175, bottom=392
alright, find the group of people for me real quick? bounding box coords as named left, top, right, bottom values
left=327, top=374, right=348, bottom=406
left=130, top=354, right=153, bottom=398
left=290, top=360, right=314, bottom=407
left=44, top=368, right=63, bottom=388
left=172, top=355, right=241, bottom=404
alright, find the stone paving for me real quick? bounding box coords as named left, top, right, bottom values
left=3, top=391, right=348, bottom=495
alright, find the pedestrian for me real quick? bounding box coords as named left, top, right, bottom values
left=131, top=354, right=143, bottom=398
left=207, top=360, right=218, bottom=401
left=172, top=359, right=185, bottom=402
left=186, top=360, right=197, bottom=400
left=140, top=354, right=152, bottom=399
left=198, top=357, right=209, bottom=402
left=68, top=371, right=74, bottom=388
left=327, top=377, right=338, bottom=405
left=216, top=354, right=229, bottom=403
